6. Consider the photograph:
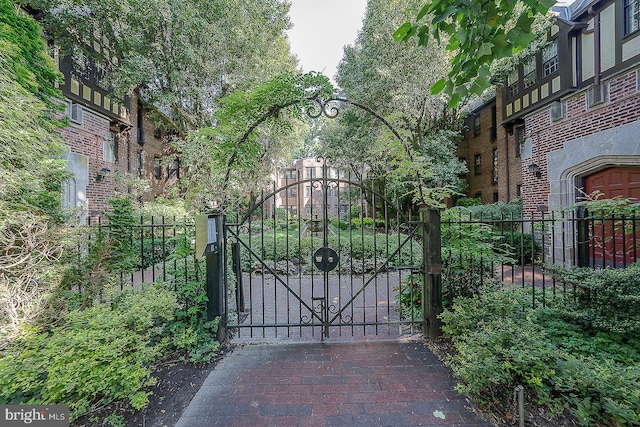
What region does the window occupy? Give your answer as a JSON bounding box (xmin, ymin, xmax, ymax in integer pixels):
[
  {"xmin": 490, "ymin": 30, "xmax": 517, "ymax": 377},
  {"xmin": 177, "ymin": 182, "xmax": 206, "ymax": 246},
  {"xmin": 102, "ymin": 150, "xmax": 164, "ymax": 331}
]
[
  {"xmin": 62, "ymin": 178, "xmax": 77, "ymax": 210},
  {"xmin": 136, "ymin": 152, "xmax": 143, "ymax": 178},
  {"xmin": 473, "ymin": 115, "xmax": 481, "ymax": 136},
  {"xmin": 137, "ymin": 107, "xmax": 144, "ymax": 144},
  {"xmin": 490, "ymin": 106, "xmax": 497, "ymax": 142},
  {"xmin": 305, "ymin": 167, "xmax": 316, "ymax": 178},
  {"xmin": 523, "ymin": 57, "xmax": 537, "ymax": 88},
  {"xmin": 542, "ymin": 40, "xmax": 558, "ymax": 78},
  {"xmin": 154, "ymin": 158, "xmax": 162, "ymax": 179},
  {"xmin": 516, "ymin": 184, "xmax": 522, "ymax": 197},
  {"xmin": 474, "ymin": 154, "xmax": 481, "ymax": 175},
  {"xmin": 287, "ymin": 188, "xmax": 297, "ymax": 197},
  {"xmin": 493, "ymin": 192, "xmax": 499, "ymax": 203},
  {"xmin": 305, "ymin": 185, "xmax": 312, "ymax": 197},
  {"xmin": 168, "ymin": 159, "xmax": 180, "ymax": 179},
  {"xmin": 492, "ymin": 149, "xmax": 498, "ymax": 184},
  {"xmin": 507, "ymin": 69, "xmax": 519, "ymax": 98},
  {"xmin": 625, "ymin": 0, "xmax": 640, "ymax": 35},
  {"xmin": 515, "ymin": 127, "xmax": 526, "ymax": 158},
  {"xmin": 103, "ymin": 132, "xmax": 116, "ymax": 162},
  {"xmin": 67, "ymin": 103, "xmax": 83, "ymax": 125}
]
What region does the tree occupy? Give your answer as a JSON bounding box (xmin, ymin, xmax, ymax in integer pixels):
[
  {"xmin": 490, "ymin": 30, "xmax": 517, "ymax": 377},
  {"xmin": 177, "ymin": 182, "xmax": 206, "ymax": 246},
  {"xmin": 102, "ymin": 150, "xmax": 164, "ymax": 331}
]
[
  {"xmin": 318, "ymin": 0, "xmax": 467, "ymax": 210},
  {"xmin": 0, "ymin": 0, "xmax": 69, "ymax": 345},
  {"xmin": 177, "ymin": 71, "xmax": 334, "ymax": 212},
  {"xmin": 394, "ymin": 0, "xmax": 555, "ymax": 107},
  {"xmin": 29, "ymin": 0, "xmax": 298, "ymax": 137}
]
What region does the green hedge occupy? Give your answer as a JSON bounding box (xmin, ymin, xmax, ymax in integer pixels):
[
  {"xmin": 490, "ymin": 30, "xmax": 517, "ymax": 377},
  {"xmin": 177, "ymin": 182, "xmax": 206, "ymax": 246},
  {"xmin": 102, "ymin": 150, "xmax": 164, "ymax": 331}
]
[{"xmin": 440, "ymin": 286, "xmax": 640, "ymax": 426}]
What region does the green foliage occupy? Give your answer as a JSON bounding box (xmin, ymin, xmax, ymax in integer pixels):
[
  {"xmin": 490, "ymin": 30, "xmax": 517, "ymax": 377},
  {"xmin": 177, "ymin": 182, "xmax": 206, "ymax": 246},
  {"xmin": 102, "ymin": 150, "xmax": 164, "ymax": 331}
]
[
  {"xmin": 237, "ymin": 227, "xmax": 421, "ymax": 274},
  {"xmin": 61, "ymin": 199, "xmax": 138, "ymax": 308},
  {"xmin": 441, "ymin": 208, "xmax": 514, "ymax": 304},
  {"xmin": 0, "ymin": 0, "xmax": 64, "ymax": 112},
  {"xmin": 464, "ymin": 198, "xmax": 523, "ymax": 219},
  {"xmin": 164, "ymin": 244, "xmax": 220, "ymax": 363},
  {"xmin": 0, "ymin": 285, "xmax": 177, "ymax": 420},
  {"xmin": 0, "ymin": 1, "xmax": 69, "ymax": 345},
  {"xmin": 350, "ymin": 217, "xmax": 386, "ymax": 228},
  {"xmin": 322, "ymin": 0, "xmax": 466, "ymax": 212},
  {"xmin": 135, "ymin": 198, "xmax": 189, "ymax": 221},
  {"xmin": 395, "ymin": 0, "xmax": 555, "ymax": 107},
  {"xmin": 393, "ymin": 274, "xmax": 423, "ymax": 320},
  {"xmin": 545, "ymin": 262, "xmax": 640, "ymax": 334},
  {"xmin": 440, "ymin": 286, "xmax": 640, "ymax": 425},
  {"xmin": 455, "ymin": 197, "xmax": 482, "ymax": 207},
  {"xmin": 180, "ymin": 71, "xmax": 334, "ymax": 211},
  {"xmin": 496, "ymin": 231, "xmax": 538, "ymax": 264}
]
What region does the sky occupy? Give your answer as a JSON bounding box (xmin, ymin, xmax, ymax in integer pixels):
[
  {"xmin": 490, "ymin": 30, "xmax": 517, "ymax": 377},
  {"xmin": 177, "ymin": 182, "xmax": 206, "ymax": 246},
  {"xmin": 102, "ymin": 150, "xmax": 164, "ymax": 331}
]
[{"xmin": 286, "ymin": 0, "xmax": 367, "ymax": 84}]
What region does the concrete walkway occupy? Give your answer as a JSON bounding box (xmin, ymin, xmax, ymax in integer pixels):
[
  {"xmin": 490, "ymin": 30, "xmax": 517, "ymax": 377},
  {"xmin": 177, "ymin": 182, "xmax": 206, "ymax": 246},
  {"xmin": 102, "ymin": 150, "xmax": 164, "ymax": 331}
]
[{"xmin": 176, "ymin": 338, "xmax": 494, "ymax": 427}]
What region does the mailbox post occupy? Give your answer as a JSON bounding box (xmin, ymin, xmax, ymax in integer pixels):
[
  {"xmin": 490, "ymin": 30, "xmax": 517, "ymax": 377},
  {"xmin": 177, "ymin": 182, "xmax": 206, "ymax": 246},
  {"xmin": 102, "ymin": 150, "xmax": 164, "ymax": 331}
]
[{"xmin": 195, "ymin": 214, "xmax": 226, "ymax": 342}]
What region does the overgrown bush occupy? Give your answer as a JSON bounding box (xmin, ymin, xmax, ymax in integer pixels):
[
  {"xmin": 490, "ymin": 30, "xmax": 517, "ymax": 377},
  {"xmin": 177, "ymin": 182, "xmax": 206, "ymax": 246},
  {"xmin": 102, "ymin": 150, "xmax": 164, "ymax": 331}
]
[
  {"xmin": 440, "ymin": 286, "xmax": 640, "ymax": 426},
  {"xmin": 441, "ymin": 208, "xmax": 514, "ymax": 305},
  {"xmin": 0, "ymin": 285, "xmax": 177, "ymax": 420},
  {"xmin": 545, "ymin": 262, "xmax": 640, "ymax": 334}
]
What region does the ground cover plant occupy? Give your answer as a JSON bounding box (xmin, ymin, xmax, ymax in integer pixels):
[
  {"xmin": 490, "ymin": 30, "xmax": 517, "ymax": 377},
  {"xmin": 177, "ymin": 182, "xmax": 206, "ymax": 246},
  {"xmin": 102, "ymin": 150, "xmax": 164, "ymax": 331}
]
[{"xmin": 438, "ymin": 267, "xmax": 640, "ymax": 426}]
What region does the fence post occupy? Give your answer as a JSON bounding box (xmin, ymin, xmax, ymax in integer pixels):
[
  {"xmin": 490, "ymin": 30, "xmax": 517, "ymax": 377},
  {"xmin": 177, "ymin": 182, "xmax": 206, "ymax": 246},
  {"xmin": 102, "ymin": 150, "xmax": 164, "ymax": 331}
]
[
  {"xmin": 421, "ymin": 208, "xmax": 443, "ymax": 338},
  {"xmin": 577, "ymin": 206, "xmax": 590, "ymax": 267}
]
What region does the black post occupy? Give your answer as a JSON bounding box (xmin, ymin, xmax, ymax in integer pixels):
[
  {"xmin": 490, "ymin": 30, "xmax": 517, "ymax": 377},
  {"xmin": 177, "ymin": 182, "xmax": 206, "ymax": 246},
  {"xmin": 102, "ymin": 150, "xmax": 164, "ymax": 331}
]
[
  {"xmin": 576, "ymin": 206, "xmax": 590, "ymax": 267},
  {"xmin": 421, "ymin": 208, "xmax": 443, "ymax": 339},
  {"xmin": 232, "ymin": 241, "xmax": 244, "ymax": 312},
  {"xmin": 205, "ymin": 215, "xmax": 227, "ymax": 342}
]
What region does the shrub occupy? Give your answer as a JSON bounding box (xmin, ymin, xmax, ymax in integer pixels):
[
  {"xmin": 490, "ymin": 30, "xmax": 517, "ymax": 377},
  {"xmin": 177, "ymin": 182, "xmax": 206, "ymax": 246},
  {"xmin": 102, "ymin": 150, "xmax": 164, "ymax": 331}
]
[
  {"xmin": 393, "ymin": 274, "xmax": 422, "ymax": 320},
  {"xmin": 0, "ymin": 285, "xmax": 177, "ymax": 420},
  {"xmin": 495, "ymin": 231, "xmax": 538, "ymax": 265},
  {"xmin": 441, "ymin": 209, "xmax": 514, "ymax": 305},
  {"xmin": 440, "ymin": 286, "xmax": 640, "ymax": 425},
  {"xmin": 545, "ymin": 262, "xmax": 640, "ymax": 334}
]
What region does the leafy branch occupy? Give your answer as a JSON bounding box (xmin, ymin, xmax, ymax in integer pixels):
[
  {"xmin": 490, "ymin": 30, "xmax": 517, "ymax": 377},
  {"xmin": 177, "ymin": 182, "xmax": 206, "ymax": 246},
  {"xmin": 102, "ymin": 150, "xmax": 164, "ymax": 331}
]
[{"xmin": 394, "ymin": 0, "xmax": 555, "ymax": 107}]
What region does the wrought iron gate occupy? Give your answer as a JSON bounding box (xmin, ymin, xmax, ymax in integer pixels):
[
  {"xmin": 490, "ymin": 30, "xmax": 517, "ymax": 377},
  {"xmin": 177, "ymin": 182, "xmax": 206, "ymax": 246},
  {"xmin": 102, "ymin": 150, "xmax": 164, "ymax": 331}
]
[{"xmin": 224, "ymin": 158, "xmax": 424, "ymax": 340}]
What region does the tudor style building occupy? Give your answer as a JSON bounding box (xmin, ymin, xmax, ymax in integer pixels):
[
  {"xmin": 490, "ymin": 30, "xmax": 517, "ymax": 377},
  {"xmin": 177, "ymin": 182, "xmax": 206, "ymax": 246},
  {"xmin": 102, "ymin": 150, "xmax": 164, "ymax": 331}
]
[
  {"xmin": 51, "ymin": 30, "xmax": 180, "ymax": 222},
  {"xmin": 500, "ymin": 0, "xmax": 640, "ymax": 214}
]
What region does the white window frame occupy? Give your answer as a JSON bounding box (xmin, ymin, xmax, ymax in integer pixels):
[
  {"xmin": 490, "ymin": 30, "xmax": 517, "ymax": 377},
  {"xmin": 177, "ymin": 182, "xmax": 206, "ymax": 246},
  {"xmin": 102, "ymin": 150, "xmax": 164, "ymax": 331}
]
[{"xmin": 103, "ymin": 132, "xmax": 116, "ymax": 163}]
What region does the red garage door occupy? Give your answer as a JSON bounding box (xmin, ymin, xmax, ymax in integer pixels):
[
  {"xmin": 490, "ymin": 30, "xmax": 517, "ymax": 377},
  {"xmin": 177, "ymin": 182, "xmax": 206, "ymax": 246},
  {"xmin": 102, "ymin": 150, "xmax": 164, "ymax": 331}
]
[{"xmin": 584, "ymin": 167, "xmax": 640, "ymax": 267}]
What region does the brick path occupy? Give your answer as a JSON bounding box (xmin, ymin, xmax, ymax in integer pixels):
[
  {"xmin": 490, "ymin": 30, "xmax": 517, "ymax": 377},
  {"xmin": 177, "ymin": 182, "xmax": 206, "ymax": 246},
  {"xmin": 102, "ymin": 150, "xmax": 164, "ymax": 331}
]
[{"xmin": 175, "ymin": 339, "xmax": 494, "ymax": 427}]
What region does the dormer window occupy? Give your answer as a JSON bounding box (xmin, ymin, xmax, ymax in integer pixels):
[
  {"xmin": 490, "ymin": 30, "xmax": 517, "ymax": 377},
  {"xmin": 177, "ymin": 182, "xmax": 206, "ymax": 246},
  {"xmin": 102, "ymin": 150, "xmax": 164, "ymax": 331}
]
[{"xmin": 625, "ymin": 0, "xmax": 640, "ymax": 35}]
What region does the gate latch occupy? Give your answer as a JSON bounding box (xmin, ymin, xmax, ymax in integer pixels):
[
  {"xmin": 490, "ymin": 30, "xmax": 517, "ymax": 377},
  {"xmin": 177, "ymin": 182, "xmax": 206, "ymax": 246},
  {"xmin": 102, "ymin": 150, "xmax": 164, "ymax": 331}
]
[{"xmin": 313, "ymin": 247, "xmax": 339, "ymax": 272}]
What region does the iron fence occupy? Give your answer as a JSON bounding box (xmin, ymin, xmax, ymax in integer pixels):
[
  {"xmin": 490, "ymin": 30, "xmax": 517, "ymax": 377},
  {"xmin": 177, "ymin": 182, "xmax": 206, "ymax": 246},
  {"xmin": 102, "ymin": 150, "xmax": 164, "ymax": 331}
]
[
  {"xmin": 440, "ymin": 209, "xmax": 640, "ymax": 307},
  {"xmin": 70, "ymin": 209, "xmax": 639, "ymax": 313},
  {"xmin": 73, "ymin": 216, "xmax": 201, "ymax": 292}
]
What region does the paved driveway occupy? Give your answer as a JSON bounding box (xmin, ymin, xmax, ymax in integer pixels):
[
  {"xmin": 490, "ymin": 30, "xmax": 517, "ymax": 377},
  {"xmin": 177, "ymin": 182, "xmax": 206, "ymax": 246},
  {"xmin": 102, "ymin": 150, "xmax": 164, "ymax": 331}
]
[{"xmin": 176, "ymin": 338, "xmax": 494, "ymax": 427}]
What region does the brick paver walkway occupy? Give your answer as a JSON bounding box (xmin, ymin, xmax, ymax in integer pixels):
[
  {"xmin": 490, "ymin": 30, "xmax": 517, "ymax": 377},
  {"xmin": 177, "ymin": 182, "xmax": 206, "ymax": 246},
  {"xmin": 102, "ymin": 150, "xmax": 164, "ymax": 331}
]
[{"xmin": 176, "ymin": 339, "xmax": 493, "ymax": 427}]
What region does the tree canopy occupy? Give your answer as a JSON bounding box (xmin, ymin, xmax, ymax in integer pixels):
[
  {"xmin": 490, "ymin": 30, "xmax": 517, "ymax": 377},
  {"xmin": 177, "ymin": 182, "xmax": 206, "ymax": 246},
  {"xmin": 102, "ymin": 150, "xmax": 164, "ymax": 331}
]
[
  {"xmin": 28, "ymin": 0, "xmax": 298, "ymax": 136},
  {"xmin": 317, "ymin": 0, "xmax": 467, "ymax": 208},
  {"xmin": 394, "ymin": 0, "xmax": 555, "ymax": 107}
]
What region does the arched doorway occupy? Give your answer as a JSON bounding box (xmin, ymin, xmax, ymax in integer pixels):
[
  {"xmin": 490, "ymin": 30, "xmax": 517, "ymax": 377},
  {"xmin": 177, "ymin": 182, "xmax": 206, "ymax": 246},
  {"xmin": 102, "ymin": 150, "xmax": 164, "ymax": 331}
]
[{"xmin": 582, "ymin": 166, "xmax": 640, "ymax": 267}]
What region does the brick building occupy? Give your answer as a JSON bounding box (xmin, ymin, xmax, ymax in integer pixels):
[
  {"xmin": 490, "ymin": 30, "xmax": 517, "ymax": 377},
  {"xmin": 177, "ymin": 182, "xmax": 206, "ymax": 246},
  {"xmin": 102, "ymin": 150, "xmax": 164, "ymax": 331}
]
[
  {"xmin": 457, "ymin": 95, "xmax": 522, "ymax": 204},
  {"xmin": 500, "ymin": 0, "xmax": 640, "ymax": 214},
  {"xmin": 53, "ymin": 39, "xmax": 179, "ymax": 221}
]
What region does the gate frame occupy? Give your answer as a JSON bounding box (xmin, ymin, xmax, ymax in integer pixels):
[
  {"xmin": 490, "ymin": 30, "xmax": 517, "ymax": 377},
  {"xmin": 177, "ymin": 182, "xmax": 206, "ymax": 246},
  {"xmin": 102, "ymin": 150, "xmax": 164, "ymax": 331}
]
[{"xmin": 223, "ymin": 161, "xmax": 432, "ymax": 339}]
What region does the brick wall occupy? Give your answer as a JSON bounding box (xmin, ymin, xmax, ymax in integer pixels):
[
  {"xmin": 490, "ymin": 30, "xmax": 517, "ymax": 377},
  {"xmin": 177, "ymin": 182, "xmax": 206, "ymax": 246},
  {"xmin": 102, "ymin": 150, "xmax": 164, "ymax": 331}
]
[
  {"xmin": 522, "ymin": 67, "xmax": 640, "ymax": 213},
  {"xmin": 59, "ymin": 106, "xmax": 114, "ymax": 216}
]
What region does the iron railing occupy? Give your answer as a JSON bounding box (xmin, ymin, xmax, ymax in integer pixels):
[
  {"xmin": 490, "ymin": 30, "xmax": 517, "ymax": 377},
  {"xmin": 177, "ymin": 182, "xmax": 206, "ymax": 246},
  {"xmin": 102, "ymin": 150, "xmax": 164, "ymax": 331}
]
[{"xmin": 440, "ymin": 209, "xmax": 640, "ymax": 307}]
